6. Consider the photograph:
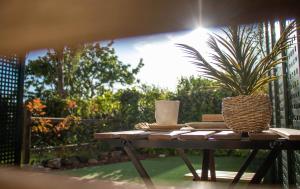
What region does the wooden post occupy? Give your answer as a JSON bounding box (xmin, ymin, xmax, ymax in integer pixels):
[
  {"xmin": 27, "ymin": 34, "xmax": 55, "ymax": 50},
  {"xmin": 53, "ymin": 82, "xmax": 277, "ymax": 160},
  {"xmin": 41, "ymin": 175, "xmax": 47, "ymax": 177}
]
[{"xmin": 22, "ymin": 108, "xmax": 31, "ymax": 165}]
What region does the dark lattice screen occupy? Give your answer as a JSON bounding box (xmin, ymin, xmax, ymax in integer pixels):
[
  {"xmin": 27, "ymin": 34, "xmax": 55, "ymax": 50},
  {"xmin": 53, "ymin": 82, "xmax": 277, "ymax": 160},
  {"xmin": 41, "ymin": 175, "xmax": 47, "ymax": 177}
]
[
  {"xmin": 269, "ymin": 19, "xmax": 300, "ymax": 188},
  {"xmin": 284, "ymin": 22, "xmax": 299, "ymax": 188},
  {"xmin": 0, "ymin": 55, "xmax": 24, "ymax": 165}
]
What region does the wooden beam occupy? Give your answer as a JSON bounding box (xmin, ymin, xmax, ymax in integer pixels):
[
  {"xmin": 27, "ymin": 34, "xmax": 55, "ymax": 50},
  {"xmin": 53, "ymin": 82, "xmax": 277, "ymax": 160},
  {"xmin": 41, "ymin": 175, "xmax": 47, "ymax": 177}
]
[
  {"xmin": 119, "ymin": 132, "xmax": 152, "ymax": 140},
  {"xmin": 185, "ymin": 122, "xmax": 228, "ymax": 130},
  {"xmin": 231, "ymin": 149, "xmax": 258, "ymax": 185},
  {"xmin": 269, "ymin": 128, "xmax": 300, "ymax": 140},
  {"xmin": 1, "ymin": 0, "xmax": 300, "ymax": 53},
  {"xmin": 0, "ymin": 0, "xmax": 199, "ymax": 54},
  {"xmin": 185, "ymin": 170, "xmax": 255, "ymax": 182},
  {"xmin": 250, "ymin": 149, "xmax": 281, "ymax": 184},
  {"xmin": 202, "ymin": 114, "xmax": 223, "ymax": 122},
  {"xmin": 21, "ymin": 109, "xmax": 31, "ymax": 164},
  {"xmin": 179, "ymin": 131, "xmax": 216, "ymax": 140},
  {"xmin": 211, "ymin": 131, "xmax": 241, "ymax": 140},
  {"xmin": 177, "ymin": 149, "xmax": 201, "ymax": 181},
  {"xmin": 148, "ymin": 131, "xmax": 190, "ymax": 140},
  {"xmin": 249, "ymin": 130, "xmax": 281, "ymax": 141}
]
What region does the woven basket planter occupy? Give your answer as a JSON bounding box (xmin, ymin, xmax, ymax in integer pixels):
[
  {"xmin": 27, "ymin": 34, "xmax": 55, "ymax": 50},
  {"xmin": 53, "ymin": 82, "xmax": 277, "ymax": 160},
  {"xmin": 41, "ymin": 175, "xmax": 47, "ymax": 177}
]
[{"xmin": 222, "ymin": 95, "xmax": 272, "ymax": 133}]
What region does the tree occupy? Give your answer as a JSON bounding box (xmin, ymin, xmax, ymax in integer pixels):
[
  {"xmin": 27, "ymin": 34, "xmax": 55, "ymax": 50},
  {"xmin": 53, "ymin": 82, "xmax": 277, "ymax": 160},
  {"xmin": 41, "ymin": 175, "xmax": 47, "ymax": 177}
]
[
  {"xmin": 175, "ymin": 76, "xmax": 231, "ymax": 123},
  {"xmin": 25, "ymin": 41, "xmax": 144, "ymax": 99}
]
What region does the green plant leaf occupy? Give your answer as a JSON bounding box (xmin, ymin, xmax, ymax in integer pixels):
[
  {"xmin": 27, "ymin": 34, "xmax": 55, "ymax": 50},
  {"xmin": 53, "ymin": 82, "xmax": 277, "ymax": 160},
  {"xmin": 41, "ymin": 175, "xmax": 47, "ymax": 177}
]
[{"xmin": 177, "ymin": 21, "xmax": 297, "ymax": 95}]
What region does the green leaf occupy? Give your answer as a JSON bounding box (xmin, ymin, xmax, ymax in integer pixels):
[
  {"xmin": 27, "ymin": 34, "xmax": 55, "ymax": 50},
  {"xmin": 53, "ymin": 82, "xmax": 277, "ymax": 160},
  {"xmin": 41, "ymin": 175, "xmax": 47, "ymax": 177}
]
[{"xmin": 177, "ymin": 21, "xmax": 297, "ymax": 95}]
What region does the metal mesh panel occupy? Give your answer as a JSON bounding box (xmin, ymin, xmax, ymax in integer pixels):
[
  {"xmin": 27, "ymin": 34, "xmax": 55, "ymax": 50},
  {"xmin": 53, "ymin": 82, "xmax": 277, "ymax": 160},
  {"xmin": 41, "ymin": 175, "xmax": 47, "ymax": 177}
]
[
  {"xmin": 0, "ymin": 55, "xmax": 23, "ymax": 165},
  {"xmin": 269, "ymin": 20, "xmax": 300, "ymax": 188},
  {"xmin": 286, "ymin": 24, "xmax": 300, "ymax": 189},
  {"xmin": 282, "ymin": 151, "xmax": 290, "ymax": 189},
  {"xmin": 295, "ymin": 152, "xmax": 300, "ymax": 188},
  {"xmin": 268, "ymin": 20, "xmax": 299, "ymax": 188},
  {"xmin": 288, "ymin": 31, "xmax": 300, "ymax": 129},
  {"xmin": 281, "ymin": 21, "xmax": 298, "ymax": 189}
]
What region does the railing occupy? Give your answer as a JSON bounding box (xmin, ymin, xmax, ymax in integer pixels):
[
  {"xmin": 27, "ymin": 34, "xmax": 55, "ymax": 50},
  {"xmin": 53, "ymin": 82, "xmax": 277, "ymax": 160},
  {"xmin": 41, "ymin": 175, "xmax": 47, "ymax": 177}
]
[
  {"xmin": 22, "ymin": 110, "xmax": 103, "ymax": 164},
  {"xmin": 30, "ymin": 142, "xmax": 95, "ymax": 153}
]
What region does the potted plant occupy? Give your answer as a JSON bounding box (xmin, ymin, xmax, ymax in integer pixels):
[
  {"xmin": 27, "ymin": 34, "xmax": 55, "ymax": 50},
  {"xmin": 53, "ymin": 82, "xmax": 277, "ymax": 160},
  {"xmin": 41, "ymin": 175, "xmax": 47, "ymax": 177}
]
[{"xmin": 177, "ymin": 22, "xmax": 297, "ymax": 133}]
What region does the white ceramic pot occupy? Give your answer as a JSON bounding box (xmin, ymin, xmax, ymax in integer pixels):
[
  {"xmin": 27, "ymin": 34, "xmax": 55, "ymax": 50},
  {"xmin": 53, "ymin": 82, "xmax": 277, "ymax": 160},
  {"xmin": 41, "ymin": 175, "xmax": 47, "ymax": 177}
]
[{"xmin": 155, "ymin": 100, "xmax": 180, "ymax": 125}]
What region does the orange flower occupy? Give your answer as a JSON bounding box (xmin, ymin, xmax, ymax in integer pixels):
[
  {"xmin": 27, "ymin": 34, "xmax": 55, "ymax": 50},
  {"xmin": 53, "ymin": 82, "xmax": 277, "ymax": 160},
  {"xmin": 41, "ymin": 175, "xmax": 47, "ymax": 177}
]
[
  {"xmin": 32, "ymin": 118, "xmax": 52, "ymax": 133},
  {"xmin": 67, "ymin": 99, "xmax": 77, "ymax": 109},
  {"xmin": 55, "ymin": 121, "xmax": 70, "ymax": 131},
  {"xmin": 54, "ymin": 116, "xmax": 74, "ymax": 134},
  {"xmin": 26, "ymin": 98, "xmax": 46, "ymax": 116}
]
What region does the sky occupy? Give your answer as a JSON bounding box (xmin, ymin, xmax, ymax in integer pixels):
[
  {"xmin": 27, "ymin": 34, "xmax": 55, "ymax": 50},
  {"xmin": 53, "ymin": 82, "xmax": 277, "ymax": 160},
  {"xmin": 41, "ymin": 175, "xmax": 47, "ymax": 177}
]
[{"xmin": 27, "ymin": 27, "xmax": 213, "ymax": 91}]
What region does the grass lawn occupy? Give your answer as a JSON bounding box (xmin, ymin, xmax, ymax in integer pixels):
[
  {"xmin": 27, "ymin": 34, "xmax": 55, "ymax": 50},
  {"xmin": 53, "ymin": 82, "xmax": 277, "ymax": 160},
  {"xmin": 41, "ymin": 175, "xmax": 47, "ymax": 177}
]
[{"xmin": 61, "ymin": 155, "xmax": 261, "ymax": 185}]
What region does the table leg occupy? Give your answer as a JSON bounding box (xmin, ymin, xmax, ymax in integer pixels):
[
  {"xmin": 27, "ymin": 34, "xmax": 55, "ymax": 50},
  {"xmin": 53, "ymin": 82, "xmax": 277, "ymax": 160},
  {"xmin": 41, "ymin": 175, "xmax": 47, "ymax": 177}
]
[
  {"xmin": 201, "ymin": 149, "xmax": 216, "ymax": 181},
  {"xmin": 201, "ymin": 149, "xmax": 210, "ymax": 180},
  {"xmin": 122, "ymin": 141, "xmax": 155, "ymax": 189},
  {"xmin": 231, "ymin": 149, "xmax": 258, "ymax": 185},
  {"xmin": 177, "ymin": 149, "xmax": 201, "ymax": 181},
  {"xmin": 250, "ymin": 148, "xmax": 280, "ymax": 184},
  {"xmin": 209, "ymin": 150, "xmax": 216, "ymax": 181}
]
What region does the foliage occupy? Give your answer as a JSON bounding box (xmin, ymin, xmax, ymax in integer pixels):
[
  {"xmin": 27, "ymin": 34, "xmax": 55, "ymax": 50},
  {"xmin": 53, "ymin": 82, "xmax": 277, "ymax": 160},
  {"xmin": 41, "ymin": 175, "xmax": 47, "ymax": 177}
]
[
  {"xmin": 175, "ymin": 76, "xmax": 231, "ymax": 123},
  {"xmin": 31, "ymin": 118, "xmax": 52, "ymax": 133},
  {"xmin": 138, "ymin": 85, "xmax": 173, "ymax": 123},
  {"xmin": 28, "ymin": 77, "xmax": 228, "ymax": 148},
  {"xmin": 177, "ymin": 21, "xmax": 297, "ymax": 95},
  {"xmin": 25, "ymin": 42, "xmax": 144, "ymax": 99},
  {"xmin": 27, "ymin": 98, "xmax": 81, "ymax": 147},
  {"xmin": 74, "ymin": 90, "xmax": 120, "ymax": 119},
  {"xmin": 26, "ymin": 98, "xmax": 46, "ymax": 116},
  {"xmin": 115, "ymin": 86, "xmax": 172, "ymax": 130}
]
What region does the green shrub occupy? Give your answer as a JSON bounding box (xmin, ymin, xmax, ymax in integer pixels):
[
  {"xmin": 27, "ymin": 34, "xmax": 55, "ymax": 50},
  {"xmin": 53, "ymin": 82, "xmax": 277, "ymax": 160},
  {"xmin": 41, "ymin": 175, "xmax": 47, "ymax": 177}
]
[
  {"xmin": 30, "ymin": 77, "xmax": 231, "ymax": 158},
  {"xmin": 174, "ymin": 76, "xmax": 231, "ymax": 123}
]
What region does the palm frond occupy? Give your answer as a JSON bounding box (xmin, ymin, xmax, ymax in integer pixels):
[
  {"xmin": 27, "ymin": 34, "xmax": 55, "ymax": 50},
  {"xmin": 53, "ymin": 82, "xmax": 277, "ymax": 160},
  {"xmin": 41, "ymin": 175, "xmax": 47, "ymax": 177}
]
[{"xmin": 177, "ymin": 21, "xmax": 298, "ymax": 95}]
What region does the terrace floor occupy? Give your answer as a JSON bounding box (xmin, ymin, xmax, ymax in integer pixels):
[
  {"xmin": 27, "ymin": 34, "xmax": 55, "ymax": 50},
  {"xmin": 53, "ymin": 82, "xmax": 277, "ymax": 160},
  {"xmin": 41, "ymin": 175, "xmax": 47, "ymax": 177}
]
[{"xmin": 60, "ymin": 155, "xmax": 264, "ymax": 186}]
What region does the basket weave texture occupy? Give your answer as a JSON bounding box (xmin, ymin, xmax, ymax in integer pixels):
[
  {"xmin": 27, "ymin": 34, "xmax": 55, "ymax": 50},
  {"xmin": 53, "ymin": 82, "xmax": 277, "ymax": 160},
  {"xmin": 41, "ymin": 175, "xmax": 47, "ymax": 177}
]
[{"xmin": 222, "ymin": 95, "xmax": 271, "ymax": 133}]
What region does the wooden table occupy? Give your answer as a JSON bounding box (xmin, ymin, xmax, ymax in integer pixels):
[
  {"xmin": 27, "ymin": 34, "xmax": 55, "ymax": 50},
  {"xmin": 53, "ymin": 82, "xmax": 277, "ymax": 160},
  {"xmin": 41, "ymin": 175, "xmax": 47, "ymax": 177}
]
[{"xmin": 94, "ymin": 128, "xmax": 300, "ymax": 189}]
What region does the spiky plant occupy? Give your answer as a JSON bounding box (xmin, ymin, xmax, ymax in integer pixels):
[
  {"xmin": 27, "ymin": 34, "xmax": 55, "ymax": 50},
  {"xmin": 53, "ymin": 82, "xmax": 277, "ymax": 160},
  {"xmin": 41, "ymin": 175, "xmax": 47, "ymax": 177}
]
[{"xmin": 177, "ymin": 21, "xmax": 297, "ymax": 95}]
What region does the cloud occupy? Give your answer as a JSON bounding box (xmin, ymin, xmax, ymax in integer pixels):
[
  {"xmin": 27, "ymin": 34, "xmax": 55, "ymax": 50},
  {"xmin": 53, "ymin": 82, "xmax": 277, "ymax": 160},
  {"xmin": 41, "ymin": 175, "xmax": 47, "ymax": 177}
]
[
  {"xmin": 114, "ymin": 27, "xmax": 212, "ymax": 91},
  {"xmin": 137, "ymin": 28, "xmax": 212, "ymax": 89}
]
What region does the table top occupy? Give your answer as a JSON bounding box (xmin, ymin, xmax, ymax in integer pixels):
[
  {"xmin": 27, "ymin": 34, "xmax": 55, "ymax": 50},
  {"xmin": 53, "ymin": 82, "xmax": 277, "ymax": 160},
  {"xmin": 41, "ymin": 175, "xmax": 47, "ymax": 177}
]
[
  {"xmin": 94, "ymin": 128, "xmax": 300, "ymax": 150},
  {"xmin": 95, "ymin": 128, "xmax": 300, "ymax": 141}
]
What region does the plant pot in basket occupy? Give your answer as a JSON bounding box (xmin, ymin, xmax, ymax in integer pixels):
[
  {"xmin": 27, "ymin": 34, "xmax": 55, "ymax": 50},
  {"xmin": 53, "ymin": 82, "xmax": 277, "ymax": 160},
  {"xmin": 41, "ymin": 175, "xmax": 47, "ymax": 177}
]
[
  {"xmin": 177, "ymin": 21, "xmax": 297, "ymax": 133},
  {"xmin": 222, "ymin": 95, "xmax": 272, "ymax": 133}
]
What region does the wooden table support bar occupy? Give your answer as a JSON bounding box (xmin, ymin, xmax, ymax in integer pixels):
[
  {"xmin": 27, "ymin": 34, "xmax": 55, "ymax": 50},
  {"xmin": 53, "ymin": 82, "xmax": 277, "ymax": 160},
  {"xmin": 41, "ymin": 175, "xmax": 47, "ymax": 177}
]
[
  {"xmin": 231, "ymin": 149, "xmax": 258, "ymax": 185},
  {"xmin": 250, "ymin": 148, "xmax": 281, "ymax": 184},
  {"xmin": 94, "ymin": 128, "xmax": 300, "ymax": 188},
  {"xmin": 122, "ymin": 141, "xmax": 155, "ymax": 189},
  {"xmin": 176, "ymin": 149, "xmax": 201, "ymax": 181}
]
